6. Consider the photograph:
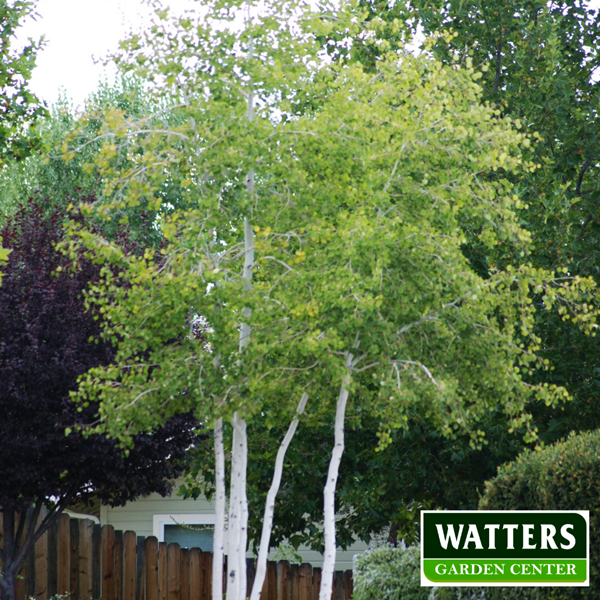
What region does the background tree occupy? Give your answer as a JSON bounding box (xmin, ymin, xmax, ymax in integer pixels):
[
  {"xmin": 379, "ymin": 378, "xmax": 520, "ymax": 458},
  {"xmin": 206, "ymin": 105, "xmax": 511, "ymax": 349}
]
[
  {"xmin": 388, "ymin": 0, "xmax": 600, "ymax": 440},
  {"xmin": 0, "ymin": 0, "xmax": 46, "ymax": 164},
  {"xmin": 0, "ymin": 198, "xmax": 200, "ymax": 600},
  {"xmin": 0, "ymin": 76, "xmax": 189, "ymax": 252},
  {"xmin": 246, "ymin": 0, "xmax": 600, "ymax": 545}
]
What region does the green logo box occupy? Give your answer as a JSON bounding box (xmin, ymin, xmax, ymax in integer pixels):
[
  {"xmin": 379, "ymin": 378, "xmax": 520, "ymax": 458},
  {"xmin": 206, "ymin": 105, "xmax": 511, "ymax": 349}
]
[{"xmin": 421, "ymin": 510, "xmax": 589, "ymax": 587}]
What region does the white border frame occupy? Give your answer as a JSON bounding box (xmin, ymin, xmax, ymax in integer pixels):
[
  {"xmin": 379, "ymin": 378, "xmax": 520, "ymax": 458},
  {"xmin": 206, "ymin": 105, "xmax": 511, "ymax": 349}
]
[{"xmin": 420, "ymin": 510, "xmax": 590, "ymax": 587}]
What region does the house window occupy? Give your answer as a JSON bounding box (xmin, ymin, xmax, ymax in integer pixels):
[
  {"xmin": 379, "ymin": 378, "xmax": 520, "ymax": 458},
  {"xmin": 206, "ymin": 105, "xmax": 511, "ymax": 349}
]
[
  {"xmin": 164, "ymin": 524, "xmax": 214, "ymax": 551},
  {"xmin": 153, "ymin": 514, "xmax": 216, "ymax": 551}
]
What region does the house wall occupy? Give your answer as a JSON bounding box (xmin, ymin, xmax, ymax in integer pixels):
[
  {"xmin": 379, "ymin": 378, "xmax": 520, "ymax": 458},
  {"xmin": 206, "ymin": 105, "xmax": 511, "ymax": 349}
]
[{"xmin": 100, "ymin": 479, "xmax": 368, "ymax": 570}]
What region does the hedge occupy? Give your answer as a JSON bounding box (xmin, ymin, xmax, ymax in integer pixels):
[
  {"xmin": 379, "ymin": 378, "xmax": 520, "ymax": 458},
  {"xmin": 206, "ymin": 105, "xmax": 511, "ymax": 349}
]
[
  {"xmin": 479, "ymin": 429, "xmax": 600, "ymax": 599},
  {"xmin": 353, "ymin": 545, "xmax": 429, "ymax": 600},
  {"xmin": 352, "ymin": 545, "xmax": 540, "ymax": 600}
]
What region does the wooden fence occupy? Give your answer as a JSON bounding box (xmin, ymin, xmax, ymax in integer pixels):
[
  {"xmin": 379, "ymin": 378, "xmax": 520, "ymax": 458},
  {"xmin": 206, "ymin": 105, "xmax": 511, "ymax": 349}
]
[{"xmin": 3, "ymin": 514, "xmax": 353, "ymax": 600}]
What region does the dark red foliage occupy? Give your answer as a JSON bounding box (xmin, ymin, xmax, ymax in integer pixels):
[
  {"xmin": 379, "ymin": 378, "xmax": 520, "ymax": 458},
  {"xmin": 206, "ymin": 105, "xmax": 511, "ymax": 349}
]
[{"xmin": 0, "ymin": 199, "xmax": 199, "ymax": 600}]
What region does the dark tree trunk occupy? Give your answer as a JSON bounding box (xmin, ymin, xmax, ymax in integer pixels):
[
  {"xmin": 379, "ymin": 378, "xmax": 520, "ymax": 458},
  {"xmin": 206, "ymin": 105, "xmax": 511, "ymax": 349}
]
[
  {"xmin": 387, "ymin": 522, "xmax": 399, "ymax": 547},
  {"xmin": 0, "ymin": 502, "xmax": 61, "ymax": 600},
  {"xmin": 0, "ymin": 566, "xmax": 18, "ymax": 600}
]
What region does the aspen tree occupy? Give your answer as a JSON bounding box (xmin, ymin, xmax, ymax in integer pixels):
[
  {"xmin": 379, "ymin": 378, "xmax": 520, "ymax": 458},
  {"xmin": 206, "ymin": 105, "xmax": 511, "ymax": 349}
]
[{"xmin": 69, "ymin": 2, "xmax": 600, "ymax": 599}]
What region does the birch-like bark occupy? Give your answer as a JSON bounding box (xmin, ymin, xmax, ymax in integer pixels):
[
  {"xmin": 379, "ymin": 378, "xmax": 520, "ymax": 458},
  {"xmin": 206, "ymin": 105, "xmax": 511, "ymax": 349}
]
[
  {"xmin": 227, "ymin": 413, "xmax": 243, "ymax": 600},
  {"xmin": 249, "ymin": 392, "xmax": 309, "ymax": 600},
  {"xmin": 319, "ymin": 353, "xmax": 353, "ymax": 600},
  {"xmin": 226, "ymin": 214, "xmax": 255, "ymax": 600},
  {"xmin": 212, "ymin": 417, "xmax": 226, "ymax": 600}
]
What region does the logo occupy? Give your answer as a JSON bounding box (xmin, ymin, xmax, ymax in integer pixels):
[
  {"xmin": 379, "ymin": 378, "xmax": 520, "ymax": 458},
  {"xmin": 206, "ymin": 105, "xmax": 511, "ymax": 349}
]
[{"xmin": 421, "ymin": 511, "xmax": 589, "ymax": 587}]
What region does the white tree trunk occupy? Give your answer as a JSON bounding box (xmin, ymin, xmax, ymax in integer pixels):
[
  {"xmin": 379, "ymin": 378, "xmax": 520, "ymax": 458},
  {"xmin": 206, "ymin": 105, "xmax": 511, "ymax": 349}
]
[
  {"xmin": 249, "ymin": 392, "xmax": 309, "ymax": 600},
  {"xmin": 226, "ymin": 215, "xmax": 254, "ymax": 600},
  {"xmin": 319, "ymin": 353, "xmax": 353, "ymax": 600},
  {"xmin": 212, "ymin": 417, "xmax": 226, "ymax": 600},
  {"xmin": 228, "ymin": 412, "xmax": 248, "ymax": 600}
]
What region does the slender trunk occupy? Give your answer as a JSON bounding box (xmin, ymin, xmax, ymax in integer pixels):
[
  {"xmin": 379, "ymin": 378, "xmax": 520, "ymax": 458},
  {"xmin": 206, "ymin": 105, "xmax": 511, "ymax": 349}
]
[
  {"xmin": 494, "ymin": 42, "xmax": 502, "ymax": 95},
  {"xmin": 249, "ymin": 392, "xmax": 309, "ymax": 600},
  {"xmin": 319, "ymin": 354, "xmax": 353, "ymax": 600},
  {"xmin": 227, "ymin": 413, "xmax": 242, "ymax": 600},
  {"xmin": 212, "ymin": 418, "xmax": 226, "ymax": 600},
  {"xmin": 237, "ymin": 414, "xmax": 249, "ymax": 600}
]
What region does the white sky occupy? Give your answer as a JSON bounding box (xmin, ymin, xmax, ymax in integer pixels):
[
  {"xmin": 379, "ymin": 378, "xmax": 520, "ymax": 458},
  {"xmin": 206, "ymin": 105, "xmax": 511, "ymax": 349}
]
[
  {"xmin": 15, "ymin": 0, "xmax": 600, "ymax": 111},
  {"xmin": 16, "ymin": 0, "xmax": 196, "ymax": 110}
]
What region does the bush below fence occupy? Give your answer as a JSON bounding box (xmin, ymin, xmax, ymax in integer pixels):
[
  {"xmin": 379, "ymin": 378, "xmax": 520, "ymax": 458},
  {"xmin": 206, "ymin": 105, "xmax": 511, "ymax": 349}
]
[{"xmin": 0, "ymin": 513, "xmax": 353, "ymax": 600}]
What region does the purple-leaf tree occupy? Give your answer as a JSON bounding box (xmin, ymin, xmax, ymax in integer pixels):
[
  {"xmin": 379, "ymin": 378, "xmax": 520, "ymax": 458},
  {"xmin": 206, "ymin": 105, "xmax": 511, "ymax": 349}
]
[{"xmin": 0, "ymin": 199, "xmax": 200, "ymax": 600}]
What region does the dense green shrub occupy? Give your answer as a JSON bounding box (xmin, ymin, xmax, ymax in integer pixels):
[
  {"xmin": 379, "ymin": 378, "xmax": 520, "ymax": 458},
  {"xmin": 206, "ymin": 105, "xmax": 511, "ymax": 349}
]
[
  {"xmin": 353, "ymin": 545, "xmax": 430, "ymax": 600},
  {"xmin": 479, "ymin": 429, "xmax": 600, "ymax": 599},
  {"xmin": 353, "ymin": 545, "xmax": 540, "ymax": 600}
]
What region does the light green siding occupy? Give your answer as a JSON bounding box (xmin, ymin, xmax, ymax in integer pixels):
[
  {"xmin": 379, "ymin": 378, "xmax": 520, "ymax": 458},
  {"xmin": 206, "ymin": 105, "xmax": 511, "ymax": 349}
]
[
  {"xmin": 100, "ymin": 478, "xmax": 368, "ymax": 570},
  {"xmin": 100, "ymin": 478, "xmax": 215, "ymax": 538}
]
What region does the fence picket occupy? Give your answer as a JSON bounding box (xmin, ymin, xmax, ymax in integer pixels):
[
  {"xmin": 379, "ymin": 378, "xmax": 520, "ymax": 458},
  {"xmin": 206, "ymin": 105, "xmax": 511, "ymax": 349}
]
[
  {"xmin": 115, "ymin": 530, "xmax": 124, "ymax": 600},
  {"xmin": 180, "ymin": 548, "xmax": 189, "ymax": 600},
  {"xmin": 78, "ymin": 520, "xmax": 93, "ymax": 600},
  {"xmin": 102, "ymin": 525, "xmax": 116, "ymax": 600},
  {"xmin": 201, "ymin": 550, "xmax": 212, "ymax": 600},
  {"xmin": 291, "ymin": 564, "xmax": 300, "ymax": 600},
  {"xmin": 299, "ymin": 563, "xmax": 312, "ymax": 600},
  {"xmin": 145, "ymin": 536, "xmax": 159, "ymax": 600},
  {"xmin": 312, "ymin": 568, "xmax": 322, "ymax": 600},
  {"xmin": 136, "ymin": 535, "xmax": 146, "ymax": 600},
  {"xmin": 34, "ymin": 523, "xmax": 48, "ymax": 600},
  {"xmin": 277, "ymin": 560, "xmax": 291, "ymax": 600},
  {"xmin": 124, "ymin": 531, "xmax": 137, "ymax": 600},
  {"xmin": 343, "ymin": 570, "xmax": 352, "ymax": 600},
  {"xmin": 188, "ymin": 548, "xmax": 201, "ymax": 600},
  {"xmin": 167, "ymin": 543, "xmax": 181, "ymax": 600},
  {"xmin": 158, "ymin": 542, "xmax": 167, "ymax": 600},
  {"xmin": 57, "ymin": 514, "xmax": 71, "ymax": 596},
  {"xmin": 91, "ymin": 524, "xmax": 102, "ymax": 600}
]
